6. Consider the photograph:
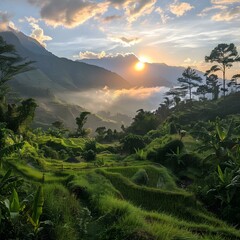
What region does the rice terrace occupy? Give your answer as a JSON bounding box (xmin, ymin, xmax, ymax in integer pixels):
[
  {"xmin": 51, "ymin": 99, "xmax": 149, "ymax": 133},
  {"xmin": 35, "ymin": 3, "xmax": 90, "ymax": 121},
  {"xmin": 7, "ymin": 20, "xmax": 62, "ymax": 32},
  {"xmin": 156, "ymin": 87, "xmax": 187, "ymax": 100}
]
[{"xmin": 1, "ymin": 0, "xmax": 240, "ymax": 239}]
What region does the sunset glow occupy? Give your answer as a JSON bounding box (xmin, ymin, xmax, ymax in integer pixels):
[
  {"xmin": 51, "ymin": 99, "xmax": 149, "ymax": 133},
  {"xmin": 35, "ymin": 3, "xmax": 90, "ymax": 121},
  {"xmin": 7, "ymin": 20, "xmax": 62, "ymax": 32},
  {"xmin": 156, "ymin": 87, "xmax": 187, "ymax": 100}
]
[
  {"xmin": 135, "ymin": 62, "xmax": 145, "ymax": 71},
  {"xmin": 139, "ymin": 56, "xmax": 150, "ymax": 63}
]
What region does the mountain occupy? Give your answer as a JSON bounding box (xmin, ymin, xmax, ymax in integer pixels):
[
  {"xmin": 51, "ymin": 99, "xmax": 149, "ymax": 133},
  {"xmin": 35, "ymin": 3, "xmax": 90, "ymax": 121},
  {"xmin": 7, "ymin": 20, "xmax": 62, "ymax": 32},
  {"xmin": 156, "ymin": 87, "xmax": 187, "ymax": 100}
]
[
  {"xmin": 0, "ymin": 30, "xmax": 130, "ymax": 95},
  {"xmin": 0, "ymin": 29, "xmax": 132, "ymax": 131},
  {"xmin": 78, "ymin": 54, "xmax": 189, "ymax": 87}
]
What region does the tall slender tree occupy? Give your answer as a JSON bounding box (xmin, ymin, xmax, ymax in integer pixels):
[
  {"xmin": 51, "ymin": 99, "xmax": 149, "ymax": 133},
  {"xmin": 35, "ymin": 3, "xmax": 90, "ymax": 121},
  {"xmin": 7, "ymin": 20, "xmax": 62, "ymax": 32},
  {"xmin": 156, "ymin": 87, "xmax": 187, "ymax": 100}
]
[
  {"xmin": 206, "ymin": 74, "xmax": 221, "ymax": 100},
  {"xmin": 205, "ymin": 43, "xmax": 240, "ymax": 97},
  {"xmin": 177, "ymin": 67, "xmax": 202, "ymax": 100}
]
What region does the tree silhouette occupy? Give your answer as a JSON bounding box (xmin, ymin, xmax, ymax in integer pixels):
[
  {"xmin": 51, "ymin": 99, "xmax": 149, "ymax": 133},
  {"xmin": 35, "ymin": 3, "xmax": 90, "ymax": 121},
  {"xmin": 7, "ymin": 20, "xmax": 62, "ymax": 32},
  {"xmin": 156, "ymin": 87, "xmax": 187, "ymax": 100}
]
[
  {"xmin": 76, "ymin": 111, "xmax": 90, "ymax": 137},
  {"xmin": 195, "ymin": 85, "xmax": 209, "ymax": 100},
  {"xmin": 228, "ymin": 74, "xmax": 240, "ymax": 92},
  {"xmin": 206, "ymin": 74, "xmax": 221, "ymax": 100},
  {"xmin": 177, "ymin": 67, "xmax": 202, "ymax": 100},
  {"xmin": 205, "ymin": 43, "xmax": 240, "ymax": 97},
  {"xmin": 165, "ymin": 86, "xmax": 187, "ymax": 107}
]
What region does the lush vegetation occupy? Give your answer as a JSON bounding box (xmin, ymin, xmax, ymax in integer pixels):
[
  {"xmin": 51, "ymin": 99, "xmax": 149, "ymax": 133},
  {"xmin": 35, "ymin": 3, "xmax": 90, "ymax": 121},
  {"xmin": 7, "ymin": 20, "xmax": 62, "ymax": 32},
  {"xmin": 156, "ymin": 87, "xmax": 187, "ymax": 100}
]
[{"xmin": 1, "ymin": 37, "xmax": 240, "ymax": 239}]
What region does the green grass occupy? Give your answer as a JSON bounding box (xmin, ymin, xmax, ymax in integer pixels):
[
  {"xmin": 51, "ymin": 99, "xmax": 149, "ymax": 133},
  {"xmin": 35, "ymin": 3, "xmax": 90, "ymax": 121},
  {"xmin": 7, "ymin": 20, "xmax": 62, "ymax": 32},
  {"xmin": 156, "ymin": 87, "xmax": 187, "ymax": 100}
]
[
  {"xmin": 3, "ymin": 159, "xmax": 68, "ymax": 183},
  {"xmin": 42, "ymin": 183, "xmax": 91, "ymax": 240},
  {"xmin": 104, "ymin": 165, "xmax": 177, "ymax": 190},
  {"xmin": 98, "ymin": 169, "xmax": 230, "ymax": 226},
  {"xmin": 98, "ymin": 195, "xmax": 240, "ymax": 240},
  {"xmin": 3, "ymin": 131, "xmax": 240, "ymax": 240},
  {"xmin": 66, "ymin": 171, "xmax": 240, "ymax": 240}
]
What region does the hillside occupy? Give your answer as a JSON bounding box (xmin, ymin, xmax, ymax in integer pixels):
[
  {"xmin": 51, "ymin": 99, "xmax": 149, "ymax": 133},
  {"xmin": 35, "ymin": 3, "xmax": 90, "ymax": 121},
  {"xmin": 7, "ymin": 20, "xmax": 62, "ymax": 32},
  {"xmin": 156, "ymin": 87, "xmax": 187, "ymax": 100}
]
[
  {"xmin": 0, "ymin": 30, "xmax": 130, "ymax": 92},
  {"xmin": 33, "ymin": 99, "xmax": 132, "ymax": 131},
  {"xmin": 0, "ymin": 30, "xmax": 132, "ymax": 130}
]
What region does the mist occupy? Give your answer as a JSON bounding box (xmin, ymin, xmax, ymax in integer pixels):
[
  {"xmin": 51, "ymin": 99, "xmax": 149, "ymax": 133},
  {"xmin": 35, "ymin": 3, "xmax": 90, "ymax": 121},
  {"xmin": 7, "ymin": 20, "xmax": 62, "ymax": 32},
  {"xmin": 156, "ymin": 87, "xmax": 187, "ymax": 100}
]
[{"xmin": 56, "ymin": 86, "xmax": 169, "ymax": 117}]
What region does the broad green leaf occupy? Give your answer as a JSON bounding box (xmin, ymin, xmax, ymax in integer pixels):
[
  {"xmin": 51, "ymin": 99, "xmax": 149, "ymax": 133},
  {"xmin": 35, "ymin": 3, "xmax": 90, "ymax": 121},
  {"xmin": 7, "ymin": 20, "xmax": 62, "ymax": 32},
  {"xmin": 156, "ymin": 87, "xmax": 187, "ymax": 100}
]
[
  {"xmin": 217, "ymin": 165, "xmax": 225, "ymax": 183},
  {"xmin": 216, "ymin": 122, "xmax": 226, "ymax": 141},
  {"xmin": 225, "ymin": 120, "xmax": 233, "ymax": 140},
  {"xmin": 10, "ymin": 188, "xmax": 20, "ymax": 212},
  {"xmin": 31, "ymin": 186, "xmax": 44, "ymax": 227},
  {"xmin": 4, "ymin": 199, "xmax": 10, "ymax": 210}
]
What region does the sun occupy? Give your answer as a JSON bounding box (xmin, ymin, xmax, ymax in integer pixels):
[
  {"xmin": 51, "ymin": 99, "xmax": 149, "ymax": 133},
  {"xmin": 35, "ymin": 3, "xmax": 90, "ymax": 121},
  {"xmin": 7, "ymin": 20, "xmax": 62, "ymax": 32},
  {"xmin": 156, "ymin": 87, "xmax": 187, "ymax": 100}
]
[{"xmin": 135, "ymin": 61, "xmax": 145, "ymax": 71}]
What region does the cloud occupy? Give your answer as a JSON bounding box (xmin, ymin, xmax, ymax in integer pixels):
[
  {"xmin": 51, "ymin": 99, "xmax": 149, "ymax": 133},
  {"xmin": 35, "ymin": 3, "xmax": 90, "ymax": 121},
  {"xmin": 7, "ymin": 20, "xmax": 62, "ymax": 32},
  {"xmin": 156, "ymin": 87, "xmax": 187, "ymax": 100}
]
[
  {"xmin": 26, "ymin": 0, "xmax": 158, "ymax": 27},
  {"xmin": 113, "ymin": 87, "xmax": 163, "ymax": 99},
  {"xmin": 102, "ymin": 15, "xmax": 122, "ymax": 22},
  {"xmin": 198, "ymin": 5, "xmax": 228, "ymax": 17},
  {"xmin": 56, "ymin": 86, "xmax": 168, "ymax": 116},
  {"xmin": 155, "ymin": 7, "xmax": 171, "ymax": 24},
  {"xmin": 212, "ymin": 6, "xmax": 240, "ymax": 21},
  {"xmin": 109, "ymin": 35, "xmax": 141, "ymax": 46},
  {"xmin": 211, "ymin": 0, "xmax": 240, "ymax": 4},
  {"xmin": 0, "ymin": 11, "xmax": 17, "ymax": 31},
  {"xmin": 75, "ymin": 51, "xmax": 107, "ymax": 59},
  {"xmin": 109, "ymin": 0, "xmax": 157, "ymax": 22},
  {"xmin": 147, "ymin": 24, "xmax": 240, "ymax": 49},
  {"xmin": 124, "ymin": 0, "xmax": 157, "ymax": 22},
  {"xmin": 26, "ymin": 17, "xmax": 52, "ymax": 47},
  {"xmin": 73, "ymin": 51, "xmax": 135, "ymax": 60},
  {"xmin": 184, "ymin": 58, "xmax": 192, "ymax": 63},
  {"xmin": 169, "ymin": 1, "xmax": 194, "ymax": 17},
  {"xmin": 27, "ymin": 0, "xmax": 109, "ymax": 28}
]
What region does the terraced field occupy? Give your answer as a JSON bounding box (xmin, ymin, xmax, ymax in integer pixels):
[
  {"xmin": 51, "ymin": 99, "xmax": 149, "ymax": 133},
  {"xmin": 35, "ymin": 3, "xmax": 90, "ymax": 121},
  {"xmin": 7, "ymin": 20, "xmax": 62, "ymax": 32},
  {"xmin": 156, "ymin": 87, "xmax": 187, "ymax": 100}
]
[{"xmin": 2, "ymin": 135, "xmax": 240, "ymax": 240}]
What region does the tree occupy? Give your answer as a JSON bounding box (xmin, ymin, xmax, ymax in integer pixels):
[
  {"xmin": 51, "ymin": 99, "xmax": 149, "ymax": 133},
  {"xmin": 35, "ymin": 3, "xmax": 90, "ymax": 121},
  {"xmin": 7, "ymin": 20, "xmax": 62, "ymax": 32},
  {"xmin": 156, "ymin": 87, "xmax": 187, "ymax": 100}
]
[
  {"xmin": 120, "ymin": 134, "xmax": 146, "ymax": 154},
  {"xmin": 195, "ymin": 85, "xmax": 209, "ymax": 100},
  {"xmin": 95, "ymin": 126, "xmax": 106, "ymax": 141},
  {"xmin": 76, "ymin": 111, "xmax": 90, "ymax": 137},
  {"xmin": 0, "ymin": 36, "xmax": 33, "ymax": 100},
  {"xmin": 205, "ymin": 43, "xmax": 240, "ymax": 97},
  {"xmin": 228, "ymin": 74, "xmax": 240, "ymax": 92},
  {"xmin": 163, "ymin": 97, "xmax": 172, "ymax": 109},
  {"xmin": 127, "ymin": 109, "xmax": 161, "ymax": 135},
  {"xmin": 165, "ymin": 87, "xmax": 187, "ymax": 107},
  {"xmin": 0, "ymin": 98, "xmax": 37, "ymax": 133},
  {"xmin": 177, "ymin": 67, "xmax": 202, "ymax": 100},
  {"xmin": 206, "ymin": 74, "xmax": 221, "ymax": 100}
]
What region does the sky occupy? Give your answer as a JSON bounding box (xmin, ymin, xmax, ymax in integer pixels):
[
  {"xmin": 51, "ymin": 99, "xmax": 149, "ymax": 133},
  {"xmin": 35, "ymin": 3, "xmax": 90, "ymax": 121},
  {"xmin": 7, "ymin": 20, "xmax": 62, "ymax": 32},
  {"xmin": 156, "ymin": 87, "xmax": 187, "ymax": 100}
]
[{"xmin": 0, "ymin": 0, "xmax": 239, "ymax": 74}]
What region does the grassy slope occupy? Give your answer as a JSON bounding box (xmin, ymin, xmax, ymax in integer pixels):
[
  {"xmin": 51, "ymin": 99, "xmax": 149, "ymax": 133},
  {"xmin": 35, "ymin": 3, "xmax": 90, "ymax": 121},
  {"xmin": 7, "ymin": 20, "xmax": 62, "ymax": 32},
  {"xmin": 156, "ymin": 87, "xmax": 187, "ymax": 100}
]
[
  {"xmin": 4, "ymin": 152, "xmax": 240, "ymax": 240},
  {"xmin": 3, "ymin": 132, "xmax": 240, "ymax": 240}
]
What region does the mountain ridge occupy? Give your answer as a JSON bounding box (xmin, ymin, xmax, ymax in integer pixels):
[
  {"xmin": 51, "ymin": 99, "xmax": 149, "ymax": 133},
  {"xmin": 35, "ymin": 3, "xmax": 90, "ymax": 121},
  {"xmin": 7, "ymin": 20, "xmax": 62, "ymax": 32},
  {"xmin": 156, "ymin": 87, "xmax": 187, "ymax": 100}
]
[{"xmin": 78, "ymin": 54, "xmax": 191, "ymax": 88}]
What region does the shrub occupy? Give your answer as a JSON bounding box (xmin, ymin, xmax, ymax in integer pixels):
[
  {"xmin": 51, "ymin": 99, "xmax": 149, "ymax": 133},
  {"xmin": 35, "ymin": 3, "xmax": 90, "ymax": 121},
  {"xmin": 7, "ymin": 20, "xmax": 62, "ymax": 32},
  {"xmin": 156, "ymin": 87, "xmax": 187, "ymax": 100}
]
[
  {"xmin": 82, "ymin": 150, "xmax": 96, "ymax": 161},
  {"xmin": 131, "ymin": 169, "xmax": 149, "ymax": 186},
  {"xmin": 146, "ymin": 130, "xmax": 162, "ymax": 139},
  {"xmin": 41, "ymin": 145, "xmax": 59, "ymax": 159},
  {"xmin": 84, "ymin": 139, "xmax": 96, "ymax": 152},
  {"xmin": 169, "ymin": 122, "xmax": 178, "ymax": 134},
  {"xmin": 156, "ymin": 139, "xmax": 184, "ymax": 161},
  {"xmin": 120, "ymin": 134, "xmax": 146, "ymax": 154},
  {"xmin": 147, "ymin": 140, "xmax": 185, "ymax": 173},
  {"xmin": 146, "ymin": 148, "xmax": 157, "ymax": 162},
  {"xmin": 179, "ymin": 153, "xmax": 202, "ymax": 169}
]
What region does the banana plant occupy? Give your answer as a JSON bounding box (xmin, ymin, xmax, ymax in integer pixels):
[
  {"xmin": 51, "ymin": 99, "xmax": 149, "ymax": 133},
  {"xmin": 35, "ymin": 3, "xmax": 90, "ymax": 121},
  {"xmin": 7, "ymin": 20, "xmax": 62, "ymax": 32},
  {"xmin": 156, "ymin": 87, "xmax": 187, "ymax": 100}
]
[{"xmin": 27, "ymin": 186, "xmax": 44, "ymax": 233}]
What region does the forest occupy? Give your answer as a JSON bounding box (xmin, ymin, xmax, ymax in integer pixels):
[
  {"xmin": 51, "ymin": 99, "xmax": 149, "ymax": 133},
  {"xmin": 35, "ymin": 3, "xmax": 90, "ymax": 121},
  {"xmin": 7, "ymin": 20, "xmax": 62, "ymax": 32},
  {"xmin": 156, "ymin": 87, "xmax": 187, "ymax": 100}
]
[{"xmin": 1, "ymin": 36, "xmax": 240, "ymax": 240}]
